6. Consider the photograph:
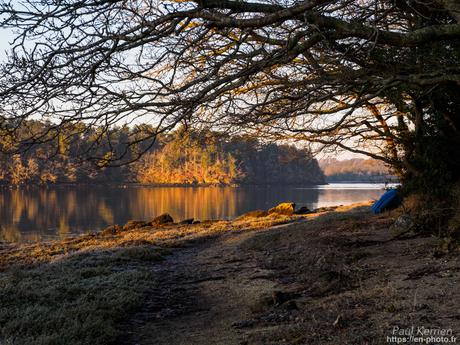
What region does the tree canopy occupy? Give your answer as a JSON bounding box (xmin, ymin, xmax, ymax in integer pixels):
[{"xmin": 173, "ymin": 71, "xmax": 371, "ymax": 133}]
[{"xmin": 0, "ymin": 0, "xmax": 459, "ymax": 190}]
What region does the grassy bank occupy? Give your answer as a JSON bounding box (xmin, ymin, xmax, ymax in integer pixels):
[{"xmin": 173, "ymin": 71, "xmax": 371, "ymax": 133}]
[
  {"xmin": 1, "ymin": 202, "xmax": 458, "ymax": 345},
  {"xmin": 0, "ymin": 212, "xmax": 294, "ymax": 345}
]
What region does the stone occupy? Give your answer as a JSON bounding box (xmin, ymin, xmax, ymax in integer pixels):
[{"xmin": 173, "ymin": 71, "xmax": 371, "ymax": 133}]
[
  {"xmin": 150, "ymin": 213, "xmax": 174, "ymax": 226},
  {"xmin": 101, "ymin": 225, "xmax": 122, "ymax": 236},
  {"xmin": 268, "ymin": 202, "xmax": 296, "ymax": 216},
  {"xmin": 390, "ymin": 214, "xmax": 415, "ymax": 238},
  {"xmin": 123, "ymin": 220, "xmax": 148, "ymax": 231},
  {"xmin": 179, "ymin": 218, "xmax": 194, "ymax": 225},
  {"xmin": 237, "ymin": 210, "xmax": 269, "ymax": 220},
  {"xmin": 294, "ymin": 206, "xmax": 311, "ymax": 215}
]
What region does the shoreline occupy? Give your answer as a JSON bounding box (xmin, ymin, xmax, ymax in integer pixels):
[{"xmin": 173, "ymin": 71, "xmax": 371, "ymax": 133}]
[
  {"xmin": 0, "ymin": 182, "xmax": 330, "ymax": 189},
  {"xmin": 1, "ymin": 202, "xmax": 457, "ymax": 345},
  {"xmin": 0, "ymin": 180, "xmax": 401, "ymax": 189},
  {"xmin": 0, "ymin": 204, "xmax": 354, "ymax": 247}
]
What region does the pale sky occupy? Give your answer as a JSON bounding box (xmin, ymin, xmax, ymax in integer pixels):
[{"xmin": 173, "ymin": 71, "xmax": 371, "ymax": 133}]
[
  {"xmin": 0, "ymin": 28, "xmax": 14, "ymax": 60},
  {"xmin": 0, "ymin": 25, "xmax": 361, "ymax": 161}
]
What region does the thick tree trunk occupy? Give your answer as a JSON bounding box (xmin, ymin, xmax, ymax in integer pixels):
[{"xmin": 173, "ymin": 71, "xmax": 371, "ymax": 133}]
[{"xmin": 402, "ymin": 83, "xmax": 460, "ymax": 199}]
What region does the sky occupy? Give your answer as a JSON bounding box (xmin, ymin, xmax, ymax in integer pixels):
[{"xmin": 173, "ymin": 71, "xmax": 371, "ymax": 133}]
[
  {"xmin": 0, "ymin": 24, "xmax": 361, "ymax": 160},
  {"xmin": 0, "ymin": 28, "xmax": 13, "ymax": 60}
]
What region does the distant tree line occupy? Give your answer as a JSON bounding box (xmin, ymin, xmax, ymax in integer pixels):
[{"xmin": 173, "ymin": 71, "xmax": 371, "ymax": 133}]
[
  {"xmin": 0, "ymin": 121, "xmax": 325, "ymax": 186},
  {"xmin": 319, "ymin": 158, "xmax": 394, "ymax": 183}
]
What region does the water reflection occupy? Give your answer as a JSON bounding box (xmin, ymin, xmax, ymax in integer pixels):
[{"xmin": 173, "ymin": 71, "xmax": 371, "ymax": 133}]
[{"xmin": 0, "ymin": 184, "xmax": 385, "ymax": 243}]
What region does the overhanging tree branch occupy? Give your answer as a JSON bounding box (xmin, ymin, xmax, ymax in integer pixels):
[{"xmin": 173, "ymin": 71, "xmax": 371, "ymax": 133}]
[{"xmin": 0, "ymin": 0, "xmax": 458, "ymax": 175}]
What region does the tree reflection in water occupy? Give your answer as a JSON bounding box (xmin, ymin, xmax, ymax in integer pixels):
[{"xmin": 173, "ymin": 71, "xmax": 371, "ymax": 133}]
[{"xmin": 0, "ymin": 185, "xmax": 383, "ymax": 243}]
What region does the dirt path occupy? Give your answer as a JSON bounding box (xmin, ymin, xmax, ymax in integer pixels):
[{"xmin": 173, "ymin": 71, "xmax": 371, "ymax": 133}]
[
  {"xmin": 119, "ymin": 209, "xmax": 460, "ymax": 345},
  {"xmin": 120, "ymin": 226, "xmax": 285, "ymax": 345}
]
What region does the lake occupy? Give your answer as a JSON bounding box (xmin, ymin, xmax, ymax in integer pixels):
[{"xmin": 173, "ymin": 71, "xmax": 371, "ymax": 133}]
[{"xmin": 0, "ymin": 183, "xmax": 389, "ymax": 243}]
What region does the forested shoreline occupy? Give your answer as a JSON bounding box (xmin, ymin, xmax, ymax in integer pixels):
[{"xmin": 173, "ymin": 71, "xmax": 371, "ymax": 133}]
[
  {"xmin": 0, "ymin": 121, "xmax": 401, "ymax": 187},
  {"xmin": 319, "ymin": 158, "xmax": 395, "ymax": 183},
  {"xmin": 0, "ymin": 121, "xmax": 325, "ymax": 186}
]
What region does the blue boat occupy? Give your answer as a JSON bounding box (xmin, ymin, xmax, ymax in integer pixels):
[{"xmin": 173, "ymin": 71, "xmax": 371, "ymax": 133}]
[{"xmin": 372, "ymin": 189, "xmax": 400, "ymax": 214}]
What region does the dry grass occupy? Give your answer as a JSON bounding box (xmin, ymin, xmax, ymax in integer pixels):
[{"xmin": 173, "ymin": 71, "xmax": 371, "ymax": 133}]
[
  {"xmin": 227, "ymin": 203, "xmax": 460, "ymax": 345},
  {"xmin": 0, "ymin": 211, "xmax": 297, "ymax": 270},
  {"xmin": 0, "ymin": 201, "xmax": 384, "ymax": 345},
  {"xmin": 0, "ymin": 209, "xmax": 300, "ymax": 345},
  {"xmin": 0, "ymin": 246, "xmax": 165, "ymax": 345}
]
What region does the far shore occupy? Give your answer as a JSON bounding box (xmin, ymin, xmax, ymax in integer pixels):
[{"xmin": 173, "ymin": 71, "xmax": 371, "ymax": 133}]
[{"xmin": 0, "ymin": 180, "xmax": 399, "ymax": 190}]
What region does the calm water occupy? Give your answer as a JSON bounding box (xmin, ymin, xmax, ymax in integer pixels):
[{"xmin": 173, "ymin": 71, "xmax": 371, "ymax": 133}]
[{"xmin": 0, "ymin": 184, "xmax": 388, "ymax": 243}]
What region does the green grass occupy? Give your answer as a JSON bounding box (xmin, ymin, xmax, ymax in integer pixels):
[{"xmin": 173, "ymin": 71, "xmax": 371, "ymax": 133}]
[{"xmin": 0, "ymin": 245, "xmax": 165, "ymax": 345}]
